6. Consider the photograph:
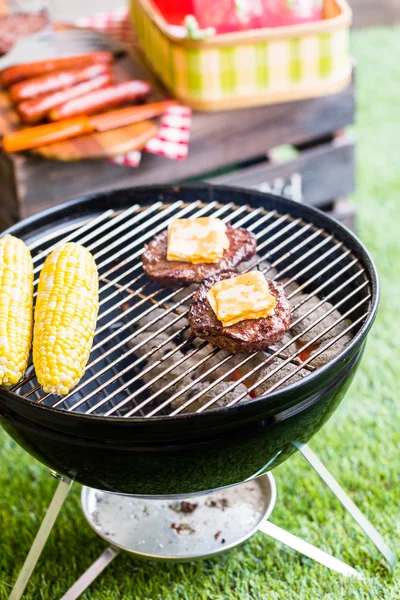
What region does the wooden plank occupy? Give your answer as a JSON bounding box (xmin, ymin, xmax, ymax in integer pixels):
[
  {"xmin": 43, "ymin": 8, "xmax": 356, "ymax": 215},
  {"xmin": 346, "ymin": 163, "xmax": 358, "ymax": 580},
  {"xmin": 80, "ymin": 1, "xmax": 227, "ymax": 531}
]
[
  {"xmin": 0, "ymin": 150, "xmax": 18, "ymax": 231},
  {"xmin": 131, "ymin": 76, "xmax": 355, "ymax": 185},
  {"xmin": 3, "ymin": 76, "xmax": 354, "ymax": 220},
  {"xmin": 0, "ymin": 63, "xmax": 354, "ymax": 167},
  {"xmin": 207, "ymin": 135, "xmax": 355, "ymax": 207},
  {"xmin": 32, "ymin": 120, "xmax": 157, "ymax": 160}
]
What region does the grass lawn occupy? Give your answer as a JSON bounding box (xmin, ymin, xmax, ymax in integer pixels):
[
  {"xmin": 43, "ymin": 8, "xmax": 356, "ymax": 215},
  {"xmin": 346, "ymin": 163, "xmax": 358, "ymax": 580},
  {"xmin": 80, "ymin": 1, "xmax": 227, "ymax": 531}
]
[{"xmin": 1, "ymin": 26, "xmax": 400, "ymax": 600}]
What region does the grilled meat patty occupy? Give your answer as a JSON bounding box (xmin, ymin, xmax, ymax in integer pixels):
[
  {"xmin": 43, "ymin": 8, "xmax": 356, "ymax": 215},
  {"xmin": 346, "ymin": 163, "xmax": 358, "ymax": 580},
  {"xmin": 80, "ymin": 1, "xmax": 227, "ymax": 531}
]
[
  {"xmin": 188, "ymin": 271, "xmax": 291, "ymax": 353},
  {"xmin": 142, "ymin": 225, "xmax": 257, "ymax": 287}
]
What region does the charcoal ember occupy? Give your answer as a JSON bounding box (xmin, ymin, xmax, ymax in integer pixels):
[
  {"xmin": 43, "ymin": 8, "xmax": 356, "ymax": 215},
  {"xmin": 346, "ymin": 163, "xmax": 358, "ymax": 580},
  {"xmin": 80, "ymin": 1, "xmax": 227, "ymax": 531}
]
[
  {"xmin": 257, "ymin": 260, "xmax": 278, "ymax": 280},
  {"xmin": 253, "ymin": 357, "xmax": 306, "ymax": 396},
  {"xmin": 195, "ymin": 346, "xmax": 246, "ymax": 374},
  {"xmin": 307, "ymin": 334, "xmax": 353, "ymax": 368},
  {"xmin": 137, "ymin": 307, "xmax": 187, "ymax": 335},
  {"xmin": 236, "ymin": 255, "xmax": 259, "ymax": 272},
  {"xmin": 171, "ymin": 284, "xmax": 198, "ymax": 306},
  {"xmin": 290, "ymin": 293, "xmax": 352, "ymax": 344},
  {"xmin": 171, "ymin": 380, "xmax": 250, "ymax": 413},
  {"xmin": 273, "ymin": 332, "xmax": 296, "ymax": 354},
  {"xmin": 128, "ymin": 284, "xmax": 353, "ymax": 412},
  {"xmin": 193, "ymin": 346, "xmax": 265, "ymax": 386},
  {"xmin": 145, "ymin": 357, "xmax": 196, "ymax": 393},
  {"xmin": 194, "ymin": 341, "xmax": 299, "ymax": 389},
  {"xmin": 131, "ymin": 331, "xmax": 179, "ymax": 360},
  {"xmin": 133, "ymin": 333, "xmax": 196, "ymax": 391},
  {"xmin": 236, "ymin": 256, "xmax": 278, "ymax": 280},
  {"xmin": 283, "ymin": 281, "xmax": 302, "ymax": 298}
]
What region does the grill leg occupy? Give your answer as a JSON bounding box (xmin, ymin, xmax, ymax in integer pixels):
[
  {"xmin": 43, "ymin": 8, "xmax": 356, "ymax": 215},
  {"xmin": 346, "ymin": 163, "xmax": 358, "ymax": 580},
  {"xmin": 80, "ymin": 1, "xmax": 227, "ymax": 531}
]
[
  {"xmin": 8, "ymin": 475, "xmax": 73, "ymax": 600},
  {"xmin": 259, "ymin": 521, "xmax": 363, "ymax": 578},
  {"xmin": 59, "ymin": 547, "xmax": 119, "ymax": 600},
  {"xmin": 296, "ymin": 443, "xmax": 396, "ymax": 569}
]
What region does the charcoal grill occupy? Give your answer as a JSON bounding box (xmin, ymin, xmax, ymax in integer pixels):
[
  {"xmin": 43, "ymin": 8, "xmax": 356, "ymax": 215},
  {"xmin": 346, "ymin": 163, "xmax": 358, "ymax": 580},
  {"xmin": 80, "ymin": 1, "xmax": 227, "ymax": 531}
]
[{"xmin": 0, "ymin": 185, "xmax": 394, "ymax": 599}]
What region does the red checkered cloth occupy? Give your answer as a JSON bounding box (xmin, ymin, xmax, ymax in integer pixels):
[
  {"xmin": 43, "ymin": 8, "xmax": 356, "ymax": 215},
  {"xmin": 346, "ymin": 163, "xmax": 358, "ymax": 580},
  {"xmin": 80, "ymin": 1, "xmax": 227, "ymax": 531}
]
[
  {"xmin": 74, "ymin": 8, "xmax": 192, "ymax": 167},
  {"xmin": 74, "ymin": 8, "xmax": 135, "ymax": 47},
  {"xmin": 145, "ymin": 105, "xmax": 192, "ymax": 160},
  {"xmin": 110, "ymin": 150, "xmax": 141, "ymax": 168}
]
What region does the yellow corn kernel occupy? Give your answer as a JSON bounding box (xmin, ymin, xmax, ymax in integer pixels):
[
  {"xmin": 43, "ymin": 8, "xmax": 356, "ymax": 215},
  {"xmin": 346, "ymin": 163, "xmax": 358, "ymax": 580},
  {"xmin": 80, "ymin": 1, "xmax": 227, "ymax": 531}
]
[
  {"xmin": 0, "ymin": 235, "xmax": 33, "ymax": 386},
  {"xmin": 33, "ymin": 242, "xmax": 98, "ymax": 396}
]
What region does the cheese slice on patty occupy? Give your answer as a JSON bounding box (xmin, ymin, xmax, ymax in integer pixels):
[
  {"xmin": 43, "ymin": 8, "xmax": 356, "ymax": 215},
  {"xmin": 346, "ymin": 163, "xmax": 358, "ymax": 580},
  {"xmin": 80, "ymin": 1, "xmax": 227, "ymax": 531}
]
[
  {"xmin": 207, "ymin": 271, "xmax": 276, "ymax": 328},
  {"xmin": 167, "ymin": 217, "xmax": 229, "ymax": 264}
]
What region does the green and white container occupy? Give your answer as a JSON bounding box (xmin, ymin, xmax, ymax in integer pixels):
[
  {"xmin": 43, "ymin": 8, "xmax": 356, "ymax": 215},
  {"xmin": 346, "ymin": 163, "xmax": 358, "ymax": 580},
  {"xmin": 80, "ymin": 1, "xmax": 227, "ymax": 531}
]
[{"xmin": 130, "ymin": 0, "xmax": 352, "ymax": 111}]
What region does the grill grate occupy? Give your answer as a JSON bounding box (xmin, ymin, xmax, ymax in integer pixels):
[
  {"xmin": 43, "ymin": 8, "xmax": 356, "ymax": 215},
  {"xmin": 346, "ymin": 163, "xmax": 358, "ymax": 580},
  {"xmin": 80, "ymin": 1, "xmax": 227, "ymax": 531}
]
[{"xmin": 10, "ymin": 200, "xmax": 371, "ymax": 418}]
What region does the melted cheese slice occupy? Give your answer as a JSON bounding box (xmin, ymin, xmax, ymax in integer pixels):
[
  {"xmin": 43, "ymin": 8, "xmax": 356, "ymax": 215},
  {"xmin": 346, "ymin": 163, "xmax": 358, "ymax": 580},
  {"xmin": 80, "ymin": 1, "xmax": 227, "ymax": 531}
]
[
  {"xmin": 167, "ymin": 217, "xmax": 230, "ymax": 264},
  {"xmin": 207, "ymin": 271, "xmax": 276, "ymax": 328}
]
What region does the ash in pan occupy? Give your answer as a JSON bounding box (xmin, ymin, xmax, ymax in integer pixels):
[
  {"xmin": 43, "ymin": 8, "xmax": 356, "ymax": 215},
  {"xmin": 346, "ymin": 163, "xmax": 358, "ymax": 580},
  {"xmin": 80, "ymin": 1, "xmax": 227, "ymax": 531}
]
[{"xmin": 129, "ymin": 275, "xmax": 353, "ymax": 414}]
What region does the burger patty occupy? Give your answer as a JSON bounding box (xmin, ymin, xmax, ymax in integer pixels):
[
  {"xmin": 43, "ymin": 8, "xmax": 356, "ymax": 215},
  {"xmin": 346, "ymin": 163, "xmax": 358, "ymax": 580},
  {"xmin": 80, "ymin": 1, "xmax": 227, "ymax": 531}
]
[
  {"xmin": 188, "ymin": 271, "xmax": 291, "ymax": 353},
  {"xmin": 142, "ymin": 225, "xmax": 257, "ymax": 287}
]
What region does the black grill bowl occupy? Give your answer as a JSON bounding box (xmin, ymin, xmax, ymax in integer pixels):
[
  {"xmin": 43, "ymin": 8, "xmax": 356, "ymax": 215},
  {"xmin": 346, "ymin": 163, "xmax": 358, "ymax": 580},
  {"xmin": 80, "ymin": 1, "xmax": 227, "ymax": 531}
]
[{"xmin": 0, "ymin": 185, "xmax": 378, "ymax": 497}]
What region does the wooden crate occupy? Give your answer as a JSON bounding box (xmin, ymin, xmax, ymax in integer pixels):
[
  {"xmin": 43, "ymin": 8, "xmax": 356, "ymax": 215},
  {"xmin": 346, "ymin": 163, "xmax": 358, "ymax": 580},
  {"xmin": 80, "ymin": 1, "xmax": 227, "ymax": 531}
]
[
  {"xmin": 0, "ymin": 53, "xmax": 355, "ymax": 230},
  {"xmin": 204, "ymin": 130, "xmax": 356, "ymax": 229},
  {"xmin": 206, "ymin": 132, "xmax": 354, "ymax": 205}
]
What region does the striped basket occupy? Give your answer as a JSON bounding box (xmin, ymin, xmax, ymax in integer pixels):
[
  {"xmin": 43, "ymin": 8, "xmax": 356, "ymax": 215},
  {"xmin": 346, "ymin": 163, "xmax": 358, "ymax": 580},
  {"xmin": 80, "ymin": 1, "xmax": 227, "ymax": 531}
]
[{"xmin": 130, "ymin": 0, "xmax": 352, "ymax": 111}]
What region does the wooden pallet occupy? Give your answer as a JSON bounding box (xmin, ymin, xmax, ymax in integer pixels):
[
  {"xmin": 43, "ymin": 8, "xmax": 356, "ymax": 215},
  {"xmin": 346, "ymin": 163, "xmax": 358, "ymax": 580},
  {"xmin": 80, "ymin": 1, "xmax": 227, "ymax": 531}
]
[
  {"xmin": 206, "ymin": 132, "xmax": 354, "ymax": 206},
  {"xmin": 0, "ymin": 45, "xmax": 356, "ymax": 230}
]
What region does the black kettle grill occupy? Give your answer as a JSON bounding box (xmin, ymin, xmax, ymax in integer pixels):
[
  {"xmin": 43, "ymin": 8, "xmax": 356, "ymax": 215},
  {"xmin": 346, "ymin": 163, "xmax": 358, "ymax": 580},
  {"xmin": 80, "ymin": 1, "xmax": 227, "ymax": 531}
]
[
  {"xmin": 0, "ymin": 184, "xmax": 378, "ymax": 497},
  {"xmin": 3, "ymin": 186, "xmax": 396, "ymax": 600}
]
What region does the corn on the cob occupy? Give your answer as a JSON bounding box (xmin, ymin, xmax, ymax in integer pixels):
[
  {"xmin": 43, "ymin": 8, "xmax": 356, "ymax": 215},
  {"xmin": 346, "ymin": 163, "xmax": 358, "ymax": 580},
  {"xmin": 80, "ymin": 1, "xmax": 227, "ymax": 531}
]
[
  {"xmin": 0, "ymin": 235, "xmax": 33, "ymax": 386},
  {"xmin": 33, "ymin": 242, "xmax": 98, "ymax": 396}
]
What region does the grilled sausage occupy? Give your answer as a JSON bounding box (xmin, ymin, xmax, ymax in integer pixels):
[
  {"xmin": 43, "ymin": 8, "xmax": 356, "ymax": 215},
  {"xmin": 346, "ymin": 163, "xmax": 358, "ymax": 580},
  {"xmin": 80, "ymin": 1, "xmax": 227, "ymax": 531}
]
[
  {"xmin": 49, "ymin": 80, "xmax": 151, "ymax": 121},
  {"xmin": 18, "ymin": 72, "xmax": 113, "ymax": 124},
  {"xmin": 9, "ymin": 63, "xmax": 112, "ymax": 103},
  {"xmin": 1, "ymin": 51, "xmax": 113, "ymax": 87}
]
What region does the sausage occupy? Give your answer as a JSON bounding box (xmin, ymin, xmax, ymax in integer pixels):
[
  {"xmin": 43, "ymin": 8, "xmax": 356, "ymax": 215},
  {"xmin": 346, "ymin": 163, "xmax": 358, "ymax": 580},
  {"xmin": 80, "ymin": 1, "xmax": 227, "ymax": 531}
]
[
  {"xmin": 9, "ymin": 63, "xmax": 111, "ymax": 103},
  {"xmin": 49, "ymin": 80, "xmax": 152, "ymax": 121},
  {"xmin": 1, "ymin": 51, "xmax": 113, "ymax": 87},
  {"xmin": 18, "ymin": 72, "xmax": 114, "ymax": 124}
]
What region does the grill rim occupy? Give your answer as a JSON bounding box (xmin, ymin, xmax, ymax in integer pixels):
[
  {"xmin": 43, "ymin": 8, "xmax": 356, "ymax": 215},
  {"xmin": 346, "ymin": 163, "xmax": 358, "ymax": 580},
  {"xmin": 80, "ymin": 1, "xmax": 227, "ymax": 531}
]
[{"xmin": 0, "ymin": 184, "xmax": 379, "ymax": 426}]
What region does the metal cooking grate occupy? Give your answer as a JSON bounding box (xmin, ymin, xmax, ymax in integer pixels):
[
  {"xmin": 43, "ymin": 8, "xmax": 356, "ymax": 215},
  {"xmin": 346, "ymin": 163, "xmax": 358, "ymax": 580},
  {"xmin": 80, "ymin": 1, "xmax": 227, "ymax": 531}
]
[{"xmin": 10, "ymin": 200, "xmax": 372, "ymax": 417}]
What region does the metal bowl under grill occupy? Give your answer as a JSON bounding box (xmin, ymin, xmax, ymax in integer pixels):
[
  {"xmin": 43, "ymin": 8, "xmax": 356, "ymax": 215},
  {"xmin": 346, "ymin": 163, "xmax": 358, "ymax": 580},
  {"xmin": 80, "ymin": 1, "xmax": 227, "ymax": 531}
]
[{"xmin": 0, "ymin": 185, "xmax": 378, "ymax": 497}]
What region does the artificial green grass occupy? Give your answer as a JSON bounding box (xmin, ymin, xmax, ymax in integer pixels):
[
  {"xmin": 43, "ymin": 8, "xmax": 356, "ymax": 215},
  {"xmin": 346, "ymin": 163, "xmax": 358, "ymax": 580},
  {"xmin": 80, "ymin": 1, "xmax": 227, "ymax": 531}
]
[{"xmin": 1, "ymin": 26, "xmax": 400, "ymax": 599}]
